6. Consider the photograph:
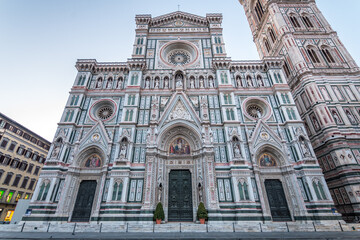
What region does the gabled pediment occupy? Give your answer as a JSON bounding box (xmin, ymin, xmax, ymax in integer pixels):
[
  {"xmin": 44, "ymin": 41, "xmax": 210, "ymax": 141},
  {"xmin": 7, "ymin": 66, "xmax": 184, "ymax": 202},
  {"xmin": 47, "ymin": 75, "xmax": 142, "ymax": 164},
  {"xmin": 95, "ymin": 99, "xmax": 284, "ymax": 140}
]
[
  {"xmin": 151, "ymin": 11, "xmax": 208, "ymax": 28},
  {"xmin": 249, "ymin": 120, "xmax": 284, "ymax": 153},
  {"xmin": 158, "ymin": 92, "xmax": 201, "ymax": 128},
  {"xmin": 78, "ymin": 121, "xmax": 111, "ymax": 154}
]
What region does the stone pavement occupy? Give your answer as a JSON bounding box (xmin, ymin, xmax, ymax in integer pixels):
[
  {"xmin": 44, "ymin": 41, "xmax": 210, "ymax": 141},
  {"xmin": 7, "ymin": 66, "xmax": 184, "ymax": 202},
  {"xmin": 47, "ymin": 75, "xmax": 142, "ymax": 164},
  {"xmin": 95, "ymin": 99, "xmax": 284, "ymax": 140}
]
[{"xmin": 1, "ymin": 231, "xmax": 360, "ymax": 240}]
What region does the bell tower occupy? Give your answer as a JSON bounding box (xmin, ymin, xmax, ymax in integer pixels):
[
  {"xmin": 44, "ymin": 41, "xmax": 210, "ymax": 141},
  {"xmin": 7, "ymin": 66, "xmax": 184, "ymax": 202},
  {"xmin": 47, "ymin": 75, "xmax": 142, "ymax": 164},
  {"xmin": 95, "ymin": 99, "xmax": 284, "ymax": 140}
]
[{"xmin": 239, "ymin": 0, "xmax": 360, "ymax": 222}]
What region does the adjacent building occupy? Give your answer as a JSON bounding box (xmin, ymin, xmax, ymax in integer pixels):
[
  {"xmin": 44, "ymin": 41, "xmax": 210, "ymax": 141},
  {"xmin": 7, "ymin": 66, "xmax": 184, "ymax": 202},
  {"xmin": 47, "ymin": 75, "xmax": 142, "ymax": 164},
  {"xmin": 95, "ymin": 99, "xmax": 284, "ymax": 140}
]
[
  {"xmin": 0, "ymin": 113, "xmax": 50, "ymax": 222},
  {"xmin": 239, "ymin": 0, "xmax": 360, "ymax": 222},
  {"xmin": 25, "ymin": 8, "xmax": 342, "ymax": 224}
]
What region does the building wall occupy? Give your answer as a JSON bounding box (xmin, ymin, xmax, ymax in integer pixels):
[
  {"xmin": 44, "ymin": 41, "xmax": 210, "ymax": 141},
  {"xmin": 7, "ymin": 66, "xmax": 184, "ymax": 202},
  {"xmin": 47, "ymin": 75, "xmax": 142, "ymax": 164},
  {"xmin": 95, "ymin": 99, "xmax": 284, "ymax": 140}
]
[
  {"xmin": 25, "ymin": 11, "xmax": 340, "ymax": 224},
  {"xmin": 0, "ymin": 113, "xmax": 50, "ymax": 222},
  {"xmin": 239, "ymin": 0, "xmax": 360, "ymax": 222}
]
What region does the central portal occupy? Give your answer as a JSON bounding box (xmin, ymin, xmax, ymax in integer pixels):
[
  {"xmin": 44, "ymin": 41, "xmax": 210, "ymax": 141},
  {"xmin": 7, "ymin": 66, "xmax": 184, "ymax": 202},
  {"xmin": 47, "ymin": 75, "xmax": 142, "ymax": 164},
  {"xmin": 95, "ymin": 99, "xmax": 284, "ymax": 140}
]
[{"xmin": 168, "ymin": 170, "xmax": 193, "ymax": 222}]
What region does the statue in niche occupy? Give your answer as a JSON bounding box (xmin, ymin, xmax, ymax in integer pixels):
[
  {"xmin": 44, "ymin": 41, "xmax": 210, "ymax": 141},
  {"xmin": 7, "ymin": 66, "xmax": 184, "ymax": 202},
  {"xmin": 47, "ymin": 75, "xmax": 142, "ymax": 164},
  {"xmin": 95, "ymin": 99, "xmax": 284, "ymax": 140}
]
[
  {"xmin": 208, "ymin": 77, "xmax": 214, "ymax": 88},
  {"xmin": 199, "ymin": 78, "xmax": 204, "ymax": 88},
  {"xmin": 154, "ymin": 78, "xmax": 159, "ymax": 89},
  {"xmin": 190, "ymin": 78, "xmax": 195, "ymax": 89},
  {"xmin": 246, "ymin": 76, "xmax": 253, "ymax": 87},
  {"xmin": 257, "ymin": 76, "xmax": 264, "ymax": 87},
  {"xmin": 51, "ymin": 138, "xmax": 62, "ymax": 158},
  {"xmin": 117, "ymin": 78, "xmax": 123, "ymax": 89},
  {"xmin": 164, "ymin": 78, "xmax": 169, "ymax": 89},
  {"xmin": 157, "ymin": 183, "xmax": 163, "ymax": 202},
  {"xmin": 145, "ymin": 78, "xmax": 150, "ymax": 89},
  {"xmin": 234, "ymin": 144, "xmax": 241, "ymax": 158},
  {"xmin": 299, "ymin": 137, "xmax": 311, "ymax": 157},
  {"xmin": 236, "ymin": 77, "xmax": 242, "ymax": 88},
  {"xmin": 198, "ymin": 182, "xmax": 203, "ymax": 202},
  {"xmin": 84, "ymin": 154, "xmax": 101, "ymax": 168},
  {"xmin": 120, "ymin": 145, "xmax": 127, "ymax": 158},
  {"xmin": 175, "ymin": 73, "xmax": 183, "ymax": 88}
]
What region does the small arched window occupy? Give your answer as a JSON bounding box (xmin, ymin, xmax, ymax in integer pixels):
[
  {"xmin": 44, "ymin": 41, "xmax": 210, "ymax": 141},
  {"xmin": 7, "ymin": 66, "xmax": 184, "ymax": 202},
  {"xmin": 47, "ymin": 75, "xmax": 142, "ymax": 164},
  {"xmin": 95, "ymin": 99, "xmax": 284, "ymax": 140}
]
[
  {"xmin": 238, "ymin": 180, "xmax": 250, "ymax": 200},
  {"xmin": 289, "ymin": 15, "xmax": 301, "ymax": 28},
  {"xmin": 107, "ymin": 77, "xmax": 113, "ymax": 88},
  {"xmin": 264, "ymin": 39, "xmax": 271, "ymax": 53},
  {"xmin": 321, "ymin": 47, "xmax": 336, "ymax": 64},
  {"xmin": 112, "ymin": 181, "xmax": 123, "ymax": 201},
  {"xmin": 307, "ymin": 47, "xmax": 321, "ymax": 64},
  {"xmin": 268, "ymin": 28, "xmax": 276, "ymax": 43},
  {"xmin": 301, "ymin": 15, "xmax": 314, "ymax": 28},
  {"xmin": 312, "ymin": 179, "xmax": 327, "ymax": 200},
  {"xmin": 37, "ymin": 180, "xmax": 50, "ymax": 201},
  {"xmin": 254, "ymin": 0, "xmax": 264, "ymax": 22}
]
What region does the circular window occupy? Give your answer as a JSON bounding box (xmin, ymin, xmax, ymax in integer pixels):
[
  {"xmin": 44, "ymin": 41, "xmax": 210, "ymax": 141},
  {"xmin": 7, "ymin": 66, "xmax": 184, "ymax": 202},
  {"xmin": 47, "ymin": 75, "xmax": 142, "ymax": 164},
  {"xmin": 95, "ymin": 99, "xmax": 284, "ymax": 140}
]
[
  {"xmin": 168, "ymin": 50, "xmax": 191, "ymax": 65},
  {"xmin": 246, "ymin": 105, "xmax": 263, "ymax": 119},
  {"xmin": 242, "ymin": 97, "xmax": 272, "ymax": 121},
  {"xmin": 160, "ymin": 41, "xmax": 199, "ymax": 68},
  {"xmin": 89, "ymin": 99, "xmax": 117, "ymax": 122},
  {"xmin": 97, "ymin": 106, "xmax": 114, "ymax": 120}
]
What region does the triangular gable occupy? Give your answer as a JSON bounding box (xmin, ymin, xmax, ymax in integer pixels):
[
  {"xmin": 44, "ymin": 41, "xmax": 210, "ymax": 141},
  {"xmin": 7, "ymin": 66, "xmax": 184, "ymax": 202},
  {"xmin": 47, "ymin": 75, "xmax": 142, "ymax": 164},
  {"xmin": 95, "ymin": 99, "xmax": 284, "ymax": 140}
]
[
  {"xmin": 158, "ymin": 92, "xmax": 201, "ymax": 128},
  {"xmin": 78, "ymin": 121, "xmax": 111, "ymax": 154},
  {"xmin": 151, "ymin": 11, "xmax": 208, "ymax": 28},
  {"xmin": 249, "ymin": 120, "xmax": 284, "ymax": 153}
]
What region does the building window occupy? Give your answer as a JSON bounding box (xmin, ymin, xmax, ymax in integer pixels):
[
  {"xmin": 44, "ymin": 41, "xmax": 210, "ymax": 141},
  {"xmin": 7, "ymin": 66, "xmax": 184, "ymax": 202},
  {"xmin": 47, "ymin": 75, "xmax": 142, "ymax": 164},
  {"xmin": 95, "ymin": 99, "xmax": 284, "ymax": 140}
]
[
  {"xmin": 307, "ymin": 47, "xmax": 321, "ymax": 64},
  {"xmin": 33, "ymin": 166, "xmax": 40, "ymax": 175},
  {"xmin": 269, "ymin": 28, "xmax": 276, "ymax": 43},
  {"xmin": 0, "ymin": 190, "xmax": 4, "ymax": 200},
  {"xmin": 112, "ymin": 181, "xmax": 123, "ymax": 201},
  {"xmin": 3, "ymin": 172, "xmax": 13, "ymax": 185},
  {"xmin": 226, "ymin": 108, "xmax": 235, "ymax": 121},
  {"xmin": 312, "ymin": 179, "xmax": 327, "ymax": 200},
  {"xmin": 283, "ymin": 61, "xmax": 291, "ymax": 77},
  {"xmin": 223, "ymin": 94, "xmax": 232, "ymax": 105},
  {"xmin": 0, "ymin": 139, "xmax": 8, "ymax": 148},
  {"xmin": 12, "ymin": 175, "xmax": 21, "ymax": 187},
  {"xmin": 289, "ymin": 15, "xmax": 301, "ymax": 28},
  {"xmin": 264, "ymin": 39, "xmax": 271, "ymax": 53},
  {"xmin": 321, "ymin": 47, "xmax": 336, "ymax": 64},
  {"xmin": 6, "ymin": 191, "xmax": 14, "ymax": 203},
  {"xmin": 127, "ymin": 95, "xmax": 136, "ymax": 105},
  {"xmin": 20, "ymin": 177, "xmax": 29, "ymax": 189},
  {"xmin": 254, "ymin": 0, "xmax": 264, "ymax": 22},
  {"xmin": 8, "ymin": 142, "xmax": 16, "ymax": 151},
  {"xmin": 15, "ymin": 193, "xmax": 22, "ymax": 202},
  {"xmin": 124, "ymin": 110, "xmax": 134, "ymax": 121},
  {"xmin": 28, "ymin": 179, "xmax": 36, "ymax": 191},
  {"xmin": 301, "ymin": 15, "xmax": 314, "ymax": 28},
  {"xmin": 36, "ymin": 181, "xmax": 50, "ymax": 201},
  {"xmin": 238, "ymin": 180, "xmax": 250, "ymax": 200}
]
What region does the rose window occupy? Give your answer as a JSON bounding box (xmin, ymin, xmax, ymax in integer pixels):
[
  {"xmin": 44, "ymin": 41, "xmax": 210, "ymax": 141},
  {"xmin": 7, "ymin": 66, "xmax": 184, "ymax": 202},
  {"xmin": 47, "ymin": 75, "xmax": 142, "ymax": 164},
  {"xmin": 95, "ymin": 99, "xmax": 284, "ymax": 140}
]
[
  {"xmin": 97, "ymin": 106, "xmax": 114, "ymax": 120},
  {"xmin": 168, "ymin": 50, "xmax": 191, "ymax": 65},
  {"xmin": 246, "ymin": 105, "xmax": 263, "ymax": 119}
]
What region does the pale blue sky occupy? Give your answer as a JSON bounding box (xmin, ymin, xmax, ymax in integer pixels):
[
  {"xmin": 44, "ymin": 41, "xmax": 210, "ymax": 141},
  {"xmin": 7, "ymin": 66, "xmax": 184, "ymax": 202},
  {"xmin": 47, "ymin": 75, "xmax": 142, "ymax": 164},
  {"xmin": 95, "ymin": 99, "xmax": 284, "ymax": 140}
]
[{"xmin": 0, "ymin": 0, "xmax": 359, "ymax": 141}]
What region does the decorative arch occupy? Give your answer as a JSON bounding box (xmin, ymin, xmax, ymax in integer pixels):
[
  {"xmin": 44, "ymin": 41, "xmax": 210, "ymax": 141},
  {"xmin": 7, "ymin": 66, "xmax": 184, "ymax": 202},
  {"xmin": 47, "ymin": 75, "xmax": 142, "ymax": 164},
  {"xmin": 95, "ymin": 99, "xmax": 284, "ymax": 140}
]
[
  {"xmin": 74, "ymin": 145, "xmax": 106, "ymax": 168},
  {"xmin": 157, "ymin": 121, "xmax": 202, "ymax": 155},
  {"xmin": 254, "ymin": 144, "xmax": 286, "ymax": 167}
]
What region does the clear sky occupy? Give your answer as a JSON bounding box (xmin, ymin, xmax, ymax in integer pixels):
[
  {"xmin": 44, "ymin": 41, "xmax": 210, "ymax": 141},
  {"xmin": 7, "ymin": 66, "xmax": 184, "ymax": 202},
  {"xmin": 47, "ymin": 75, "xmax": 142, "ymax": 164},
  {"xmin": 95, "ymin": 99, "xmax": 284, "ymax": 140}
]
[{"xmin": 0, "ymin": 0, "xmax": 359, "ymax": 141}]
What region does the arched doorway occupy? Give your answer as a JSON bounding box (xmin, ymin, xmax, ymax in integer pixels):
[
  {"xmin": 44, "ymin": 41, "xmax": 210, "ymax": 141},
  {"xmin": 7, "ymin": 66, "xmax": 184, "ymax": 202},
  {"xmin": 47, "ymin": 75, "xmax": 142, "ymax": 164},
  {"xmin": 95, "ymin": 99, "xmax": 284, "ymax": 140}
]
[{"xmin": 168, "ymin": 170, "xmax": 193, "ymax": 222}]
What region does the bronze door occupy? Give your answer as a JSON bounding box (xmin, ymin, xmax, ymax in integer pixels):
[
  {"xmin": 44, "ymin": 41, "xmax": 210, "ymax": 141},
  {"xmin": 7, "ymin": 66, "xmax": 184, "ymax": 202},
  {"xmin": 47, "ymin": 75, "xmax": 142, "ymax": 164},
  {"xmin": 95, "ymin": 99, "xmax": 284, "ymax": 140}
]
[
  {"xmin": 265, "ymin": 179, "xmax": 292, "ymax": 221},
  {"xmin": 168, "ymin": 170, "xmax": 193, "ymax": 222},
  {"xmin": 71, "ymin": 180, "xmax": 97, "ymax": 222}
]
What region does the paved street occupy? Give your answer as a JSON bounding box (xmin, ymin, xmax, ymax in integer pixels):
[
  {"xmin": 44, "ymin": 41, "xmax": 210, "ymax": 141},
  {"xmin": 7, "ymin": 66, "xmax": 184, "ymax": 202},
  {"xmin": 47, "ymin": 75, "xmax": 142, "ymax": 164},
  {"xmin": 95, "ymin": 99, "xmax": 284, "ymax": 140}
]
[{"xmin": 1, "ymin": 231, "xmax": 360, "ymax": 240}]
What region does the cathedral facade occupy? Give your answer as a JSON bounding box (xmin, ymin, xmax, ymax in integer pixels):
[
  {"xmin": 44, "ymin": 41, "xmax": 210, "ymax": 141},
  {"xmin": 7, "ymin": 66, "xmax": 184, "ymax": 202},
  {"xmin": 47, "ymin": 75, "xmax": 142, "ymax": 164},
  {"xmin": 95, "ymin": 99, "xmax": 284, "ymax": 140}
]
[{"xmin": 25, "ymin": 1, "xmax": 352, "ymax": 224}]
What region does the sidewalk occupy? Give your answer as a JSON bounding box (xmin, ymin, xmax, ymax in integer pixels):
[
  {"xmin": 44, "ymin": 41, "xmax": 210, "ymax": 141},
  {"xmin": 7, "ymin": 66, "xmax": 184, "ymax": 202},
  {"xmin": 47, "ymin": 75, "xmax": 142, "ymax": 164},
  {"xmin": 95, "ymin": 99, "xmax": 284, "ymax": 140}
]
[{"xmin": 1, "ymin": 231, "xmax": 360, "ymax": 239}]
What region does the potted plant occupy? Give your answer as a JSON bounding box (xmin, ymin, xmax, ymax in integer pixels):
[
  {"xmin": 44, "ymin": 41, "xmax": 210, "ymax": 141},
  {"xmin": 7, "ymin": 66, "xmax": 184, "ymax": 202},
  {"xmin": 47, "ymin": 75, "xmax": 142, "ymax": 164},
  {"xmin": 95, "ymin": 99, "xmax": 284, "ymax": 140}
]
[
  {"xmin": 153, "ymin": 202, "xmax": 165, "ymax": 224},
  {"xmin": 197, "ymin": 202, "xmax": 208, "ymax": 224}
]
